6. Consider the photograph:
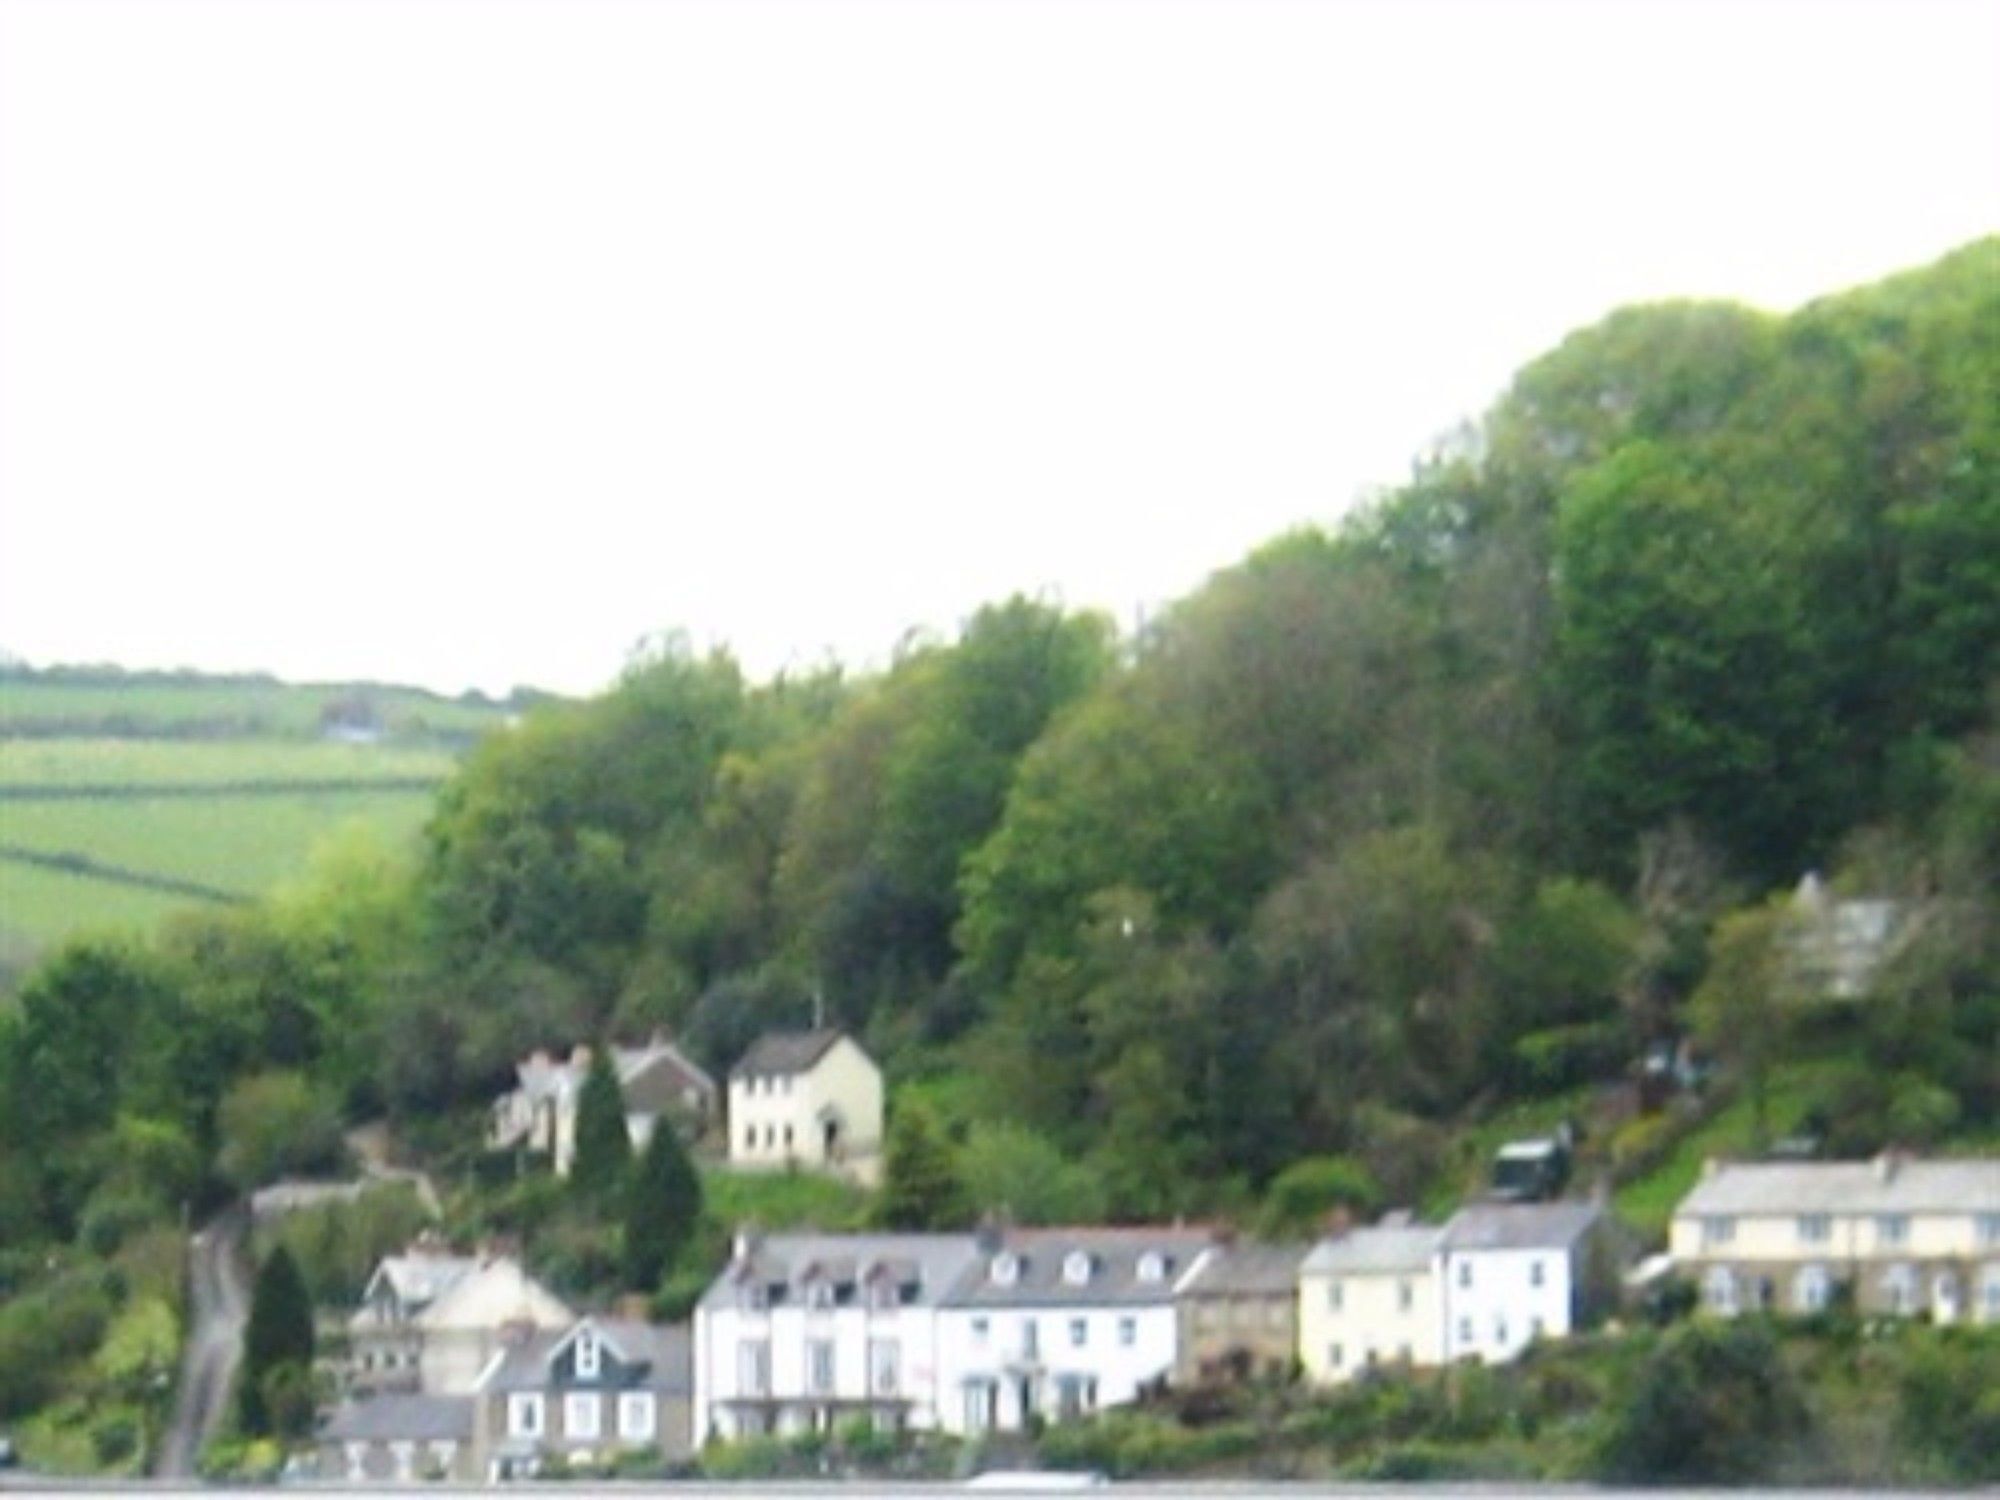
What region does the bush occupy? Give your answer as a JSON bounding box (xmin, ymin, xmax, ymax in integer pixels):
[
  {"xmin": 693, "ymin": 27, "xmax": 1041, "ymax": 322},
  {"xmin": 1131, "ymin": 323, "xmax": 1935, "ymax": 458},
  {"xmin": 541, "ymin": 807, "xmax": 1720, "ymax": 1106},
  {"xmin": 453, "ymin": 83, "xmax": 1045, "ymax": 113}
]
[
  {"xmin": 215, "ymin": 1072, "xmax": 345, "ymax": 1190},
  {"xmin": 700, "ymin": 1435, "xmax": 795, "ymax": 1480},
  {"xmin": 89, "ymin": 1408, "xmax": 141, "ymax": 1466},
  {"xmin": 1257, "ymin": 1156, "xmax": 1380, "ymax": 1239},
  {"xmin": 1592, "ymin": 1321, "xmax": 1807, "ymax": 1483},
  {"xmin": 198, "ymin": 1436, "xmax": 284, "ymax": 1483},
  {"xmin": 77, "ymin": 1187, "xmax": 171, "ymax": 1257},
  {"xmin": 0, "ymin": 1271, "xmax": 116, "ymax": 1418},
  {"xmin": 1512, "ymin": 1021, "xmax": 1627, "ymax": 1095},
  {"xmin": 264, "ymin": 1183, "xmax": 431, "ymax": 1306}
]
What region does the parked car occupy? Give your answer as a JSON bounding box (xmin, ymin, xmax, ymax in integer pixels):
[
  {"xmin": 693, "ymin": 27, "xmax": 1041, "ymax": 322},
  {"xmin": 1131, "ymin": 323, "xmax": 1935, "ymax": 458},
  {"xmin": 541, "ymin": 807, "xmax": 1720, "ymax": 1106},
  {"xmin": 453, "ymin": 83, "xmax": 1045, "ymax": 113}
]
[{"xmin": 1490, "ymin": 1133, "xmax": 1572, "ymax": 1202}]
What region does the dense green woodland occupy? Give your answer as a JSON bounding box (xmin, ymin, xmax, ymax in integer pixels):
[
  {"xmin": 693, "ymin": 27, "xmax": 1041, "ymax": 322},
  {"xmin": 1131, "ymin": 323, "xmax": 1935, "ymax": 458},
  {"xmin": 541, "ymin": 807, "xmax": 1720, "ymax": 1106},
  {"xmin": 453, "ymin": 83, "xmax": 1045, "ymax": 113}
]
[{"xmin": 0, "ymin": 242, "xmax": 1995, "ymax": 1464}]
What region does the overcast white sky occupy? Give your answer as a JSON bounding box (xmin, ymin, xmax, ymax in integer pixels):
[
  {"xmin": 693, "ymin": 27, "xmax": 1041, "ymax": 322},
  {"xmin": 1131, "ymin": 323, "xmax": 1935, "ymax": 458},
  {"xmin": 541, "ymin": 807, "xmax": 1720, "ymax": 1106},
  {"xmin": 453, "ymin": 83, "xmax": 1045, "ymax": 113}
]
[{"xmin": 1, "ymin": 0, "xmax": 1995, "ymax": 697}]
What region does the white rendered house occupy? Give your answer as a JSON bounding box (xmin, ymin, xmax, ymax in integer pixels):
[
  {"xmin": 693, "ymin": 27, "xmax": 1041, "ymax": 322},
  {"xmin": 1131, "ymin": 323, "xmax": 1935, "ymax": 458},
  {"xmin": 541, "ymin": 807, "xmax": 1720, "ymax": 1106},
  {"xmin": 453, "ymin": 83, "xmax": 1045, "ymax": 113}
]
[
  {"xmin": 726, "ymin": 1031, "xmax": 883, "ymax": 1185},
  {"xmin": 932, "ymin": 1228, "xmax": 1216, "ymax": 1436},
  {"xmin": 488, "ymin": 1037, "xmax": 715, "ymax": 1177},
  {"xmin": 1440, "ymin": 1201, "xmax": 1612, "ymax": 1365},
  {"xmin": 691, "ymin": 1231, "xmax": 982, "ymax": 1446}
]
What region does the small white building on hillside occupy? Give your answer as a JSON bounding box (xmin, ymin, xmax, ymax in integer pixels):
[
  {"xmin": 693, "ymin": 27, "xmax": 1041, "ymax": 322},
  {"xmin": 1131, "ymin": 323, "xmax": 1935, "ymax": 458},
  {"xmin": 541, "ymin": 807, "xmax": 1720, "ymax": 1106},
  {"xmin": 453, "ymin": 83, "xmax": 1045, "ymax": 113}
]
[
  {"xmin": 727, "ymin": 1031, "xmax": 882, "ymax": 1185},
  {"xmin": 489, "ymin": 1036, "xmax": 716, "ymax": 1177}
]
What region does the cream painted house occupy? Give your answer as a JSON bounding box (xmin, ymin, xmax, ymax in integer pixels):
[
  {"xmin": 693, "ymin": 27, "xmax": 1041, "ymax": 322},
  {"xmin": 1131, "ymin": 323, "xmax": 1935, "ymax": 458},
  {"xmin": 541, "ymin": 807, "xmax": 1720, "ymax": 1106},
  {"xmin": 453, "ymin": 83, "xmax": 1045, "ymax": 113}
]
[
  {"xmin": 727, "ymin": 1031, "xmax": 883, "ymax": 1186},
  {"xmin": 1297, "ymin": 1218, "xmax": 1444, "ymax": 1384},
  {"xmin": 1670, "ymin": 1155, "xmax": 2000, "ymax": 1322},
  {"xmin": 349, "ymin": 1247, "xmax": 576, "ymax": 1395}
]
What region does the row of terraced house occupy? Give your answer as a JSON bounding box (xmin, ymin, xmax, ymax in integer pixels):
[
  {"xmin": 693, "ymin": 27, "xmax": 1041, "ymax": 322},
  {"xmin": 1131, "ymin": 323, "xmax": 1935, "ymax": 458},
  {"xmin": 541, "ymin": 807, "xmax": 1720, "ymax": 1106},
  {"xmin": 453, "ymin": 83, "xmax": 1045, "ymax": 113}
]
[{"xmin": 316, "ymin": 1152, "xmax": 1998, "ymax": 1480}]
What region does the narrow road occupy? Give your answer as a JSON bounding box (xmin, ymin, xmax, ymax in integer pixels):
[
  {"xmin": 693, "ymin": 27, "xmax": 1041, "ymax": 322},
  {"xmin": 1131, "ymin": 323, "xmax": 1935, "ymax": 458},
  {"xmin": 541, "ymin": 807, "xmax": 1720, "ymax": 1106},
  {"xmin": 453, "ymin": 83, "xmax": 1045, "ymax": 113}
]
[
  {"xmin": 154, "ymin": 1206, "xmax": 249, "ymax": 1479},
  {"xmin": 345, "ymin": 1121, "xmax": 443, "ymax": 1216}
]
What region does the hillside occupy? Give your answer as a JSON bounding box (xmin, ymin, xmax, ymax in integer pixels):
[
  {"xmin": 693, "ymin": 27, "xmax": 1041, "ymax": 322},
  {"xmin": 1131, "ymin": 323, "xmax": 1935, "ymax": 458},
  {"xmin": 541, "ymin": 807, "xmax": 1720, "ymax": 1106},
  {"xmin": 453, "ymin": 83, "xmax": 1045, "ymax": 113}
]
[
  {"xmin": 0, "ymin": 241, "xmax": 1993, "ymax": 1472},
  {"xmin": 0, "ymin": 668, "xmax": 528, "ymax": 969}
]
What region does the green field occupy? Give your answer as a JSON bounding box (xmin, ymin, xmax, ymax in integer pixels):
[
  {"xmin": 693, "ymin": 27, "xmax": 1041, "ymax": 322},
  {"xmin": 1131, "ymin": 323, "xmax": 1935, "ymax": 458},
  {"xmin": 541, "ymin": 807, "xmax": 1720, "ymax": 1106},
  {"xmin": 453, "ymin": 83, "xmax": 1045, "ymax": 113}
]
[
  {"xmin": 0, "ymin": 669, "xmax": 501, "ymax": 962},
  {"xmin": 0, "ymin": 669, "xmax": 518, "ymax": 742},
  {"xmin": 0, "ymin": 737, "xmax": 457, "ymax": 787}
]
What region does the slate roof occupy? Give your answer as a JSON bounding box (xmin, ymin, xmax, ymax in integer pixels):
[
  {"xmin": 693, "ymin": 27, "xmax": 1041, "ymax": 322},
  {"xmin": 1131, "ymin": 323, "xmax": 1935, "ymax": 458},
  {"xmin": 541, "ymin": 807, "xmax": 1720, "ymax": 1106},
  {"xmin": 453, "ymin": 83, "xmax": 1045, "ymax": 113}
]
[
  {"xmin": 698, "ymin": 1232, "xmax": 983, "ymax": 1312},
  {"xmin": 618, "ymin": 1039, "xmax": 717, "ymax": 1114},
  {"xmin": 1443, "ymin": 1201, "xmax": 1603, "ymax": 1253},
  {"xmin": 320, "ymin": 1395, "xmax": 473, "ymax": 1444},
  {"xmin": 366, "ymin": 1252, "xmax": 478, "ymax": 1310},
  {"xmin": 1177, "ymin": 1242, "xmax": 1309, "ymax": 1299},
  {"xmin": 1300, "ymin": 1224, "xmax": 1443, "ymax": 1277},
  {"xmin": 478, "ymin": 1318, "xmax": 690, "ymax": 1395},
  {"xmin": 731, "ymin": 1030, "xmax": 848, "ymax": 1079},
  {"xmin": 1675, "ymin": 1158, "xmax": 2000, "ymax": 1218},
  {"xmin": 944, "ymin": 1228, "xmax": 1217, "ymax": 1309},
  {"xmin": 416, "ymin": 1256, "xmax": 574, "ymax": 1332}
]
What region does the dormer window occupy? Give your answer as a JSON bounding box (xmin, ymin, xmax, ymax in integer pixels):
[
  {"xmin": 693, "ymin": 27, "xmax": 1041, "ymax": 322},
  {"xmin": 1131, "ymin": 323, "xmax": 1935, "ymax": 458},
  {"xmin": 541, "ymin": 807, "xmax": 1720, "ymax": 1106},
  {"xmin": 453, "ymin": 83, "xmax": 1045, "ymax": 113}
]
[
  {"xmin": 1136, "ymin": 1251, "xmax": 1168, "ymax": 1283},
  {"xmin": 991, "ymin": 1251, "xmax": 1020, "ymax": 1286},
  {"xmin": 575, "ymin": 1328, "xmax": 600, "ymax": 1380},
  {"xmin": 871, "ymin": 1279, "xmax": 899, "ymax": 1311},
  {"xmin": 1063, "ymin": 1251, "xmax": 1094, "ymax": 1286},
  {"xmin": 807, "ymin": 1280, "xmax": 835, "ymax": 1310},
  {"xmin": 740, "ymin": 1283, "xmax": 769, "ymax": 1312}
]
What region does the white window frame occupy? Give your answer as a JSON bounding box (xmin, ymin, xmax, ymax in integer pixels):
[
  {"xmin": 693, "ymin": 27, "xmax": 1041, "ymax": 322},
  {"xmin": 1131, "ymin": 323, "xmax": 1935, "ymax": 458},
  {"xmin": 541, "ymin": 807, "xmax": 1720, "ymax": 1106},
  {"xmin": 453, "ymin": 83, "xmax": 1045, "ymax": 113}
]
[
  {"xmin": 1327, "ymin": 1279, "xmax": 1343, "ymax": 1311},
  {"xmin": 1702, "ymin": 1215, "xmax": 1737, "ymax": 1248},
  {"xmin": 739, "ymin": 1339, "xmax": 771, "ymax": 1396},
  {"xmin": 1068, "ymin": 1317, "xmax": 1087, "ymax": 1348},
  {"xmin": 964, "ymin": 1380, "xmax": 995, "ymax": 1434},
  {"xmin": 617, "ymin": 1392, "xmax": 656, "ymax": 1443},
  {"xmin": 1795, "ymin": 1264, "xmax": 1831, "ymax": 1313},
  {"xmin": 508, "ymin": 1393, "xmax": 545, "ymax": 1439},
  {"xmin": 868, "ymin": 1337, "xmax": 900, "ymax": 1396},
  {"xmin": 1116, "ymin": 1315, "xmax": 1136, "ymax": 1347},
  {"xmin": 575, "ymin": 1329, "xmax": 600, "ymax": 1379},
  {"xmin": 807, "ymin": 1338, "xmax": 836, "ymax": 1394},
  {"xmin": 565, "ymin": 1392, "xmax": 601, "ymax": 1441},
  {"xmin": 1877, "ymin": 1214, "xmax": 1910, "ymax": 1247},
  {"xmin": 1797, "ymin": 1213, "xmax": 1832, "ymax": 1245}
]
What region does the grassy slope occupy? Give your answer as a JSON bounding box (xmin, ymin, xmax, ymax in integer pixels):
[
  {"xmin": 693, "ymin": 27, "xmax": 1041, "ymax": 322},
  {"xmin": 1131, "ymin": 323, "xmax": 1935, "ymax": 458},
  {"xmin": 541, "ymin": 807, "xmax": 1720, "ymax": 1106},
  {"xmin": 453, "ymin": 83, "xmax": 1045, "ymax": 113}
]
[
  {"xmin": 0, "ymin": 673, "xmax": 508, "ymax": 739},
  {"xmin": 0, "ymin": 738, "xmax": 455, "ymax": 786},
  {"xmin": 1, "ymin": 790, "xmax": 437, "ymax": 898},
  {"xmin": 0, "ymin": 675, "xmax": 486, "ymax": 958}
]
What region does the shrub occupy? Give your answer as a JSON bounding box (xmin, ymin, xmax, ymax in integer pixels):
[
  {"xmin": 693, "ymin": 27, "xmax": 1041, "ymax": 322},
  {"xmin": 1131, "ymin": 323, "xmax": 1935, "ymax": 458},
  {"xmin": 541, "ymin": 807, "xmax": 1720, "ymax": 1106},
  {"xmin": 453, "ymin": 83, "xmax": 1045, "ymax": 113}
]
[
  {"xmin": 1592, "ymin": 1320, "xmax": 1807, "ymax": 1483},
  {"xmin": 1257, "ymin": 1156, "xmax": 1380, "ymax": 1239}
]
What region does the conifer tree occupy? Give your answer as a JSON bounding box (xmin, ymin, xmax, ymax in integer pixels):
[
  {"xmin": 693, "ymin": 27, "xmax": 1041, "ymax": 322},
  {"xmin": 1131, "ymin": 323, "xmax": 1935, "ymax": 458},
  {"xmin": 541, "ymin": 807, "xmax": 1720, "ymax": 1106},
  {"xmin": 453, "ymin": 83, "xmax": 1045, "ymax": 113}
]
[
  {"xmin": 875, "ymin": 1099, "xmax": 965, "ymax": 1229},
  {"xmin": 239, "ymin": 1243, "xmax": 314, "ymax": 1435},
  {"xmin": 570, "ymin": 1045, "xmax": 633, "ymax": 1199},
  {"xmin": 623, "ymin": 1117, "xmax": 704, "ymax": 1291}
]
